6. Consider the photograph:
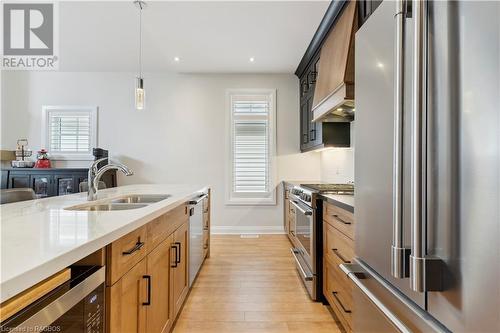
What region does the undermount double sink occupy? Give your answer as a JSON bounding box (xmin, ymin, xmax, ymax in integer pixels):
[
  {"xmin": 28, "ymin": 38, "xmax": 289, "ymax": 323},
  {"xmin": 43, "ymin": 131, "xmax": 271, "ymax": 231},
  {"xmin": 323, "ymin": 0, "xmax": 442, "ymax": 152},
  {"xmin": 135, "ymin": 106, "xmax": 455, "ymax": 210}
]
[{"xmin": 67, "ymin": 194, "xmax": 171, "ymax": 211}]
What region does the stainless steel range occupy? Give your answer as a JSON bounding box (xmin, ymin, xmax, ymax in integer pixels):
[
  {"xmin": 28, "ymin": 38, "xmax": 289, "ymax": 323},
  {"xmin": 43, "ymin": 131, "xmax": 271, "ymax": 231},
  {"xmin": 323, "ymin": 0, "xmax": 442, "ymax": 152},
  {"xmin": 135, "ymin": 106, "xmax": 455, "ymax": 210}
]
[{"xmin": 289, "ymin": 183, "xmax": 354, "ymax": 301}]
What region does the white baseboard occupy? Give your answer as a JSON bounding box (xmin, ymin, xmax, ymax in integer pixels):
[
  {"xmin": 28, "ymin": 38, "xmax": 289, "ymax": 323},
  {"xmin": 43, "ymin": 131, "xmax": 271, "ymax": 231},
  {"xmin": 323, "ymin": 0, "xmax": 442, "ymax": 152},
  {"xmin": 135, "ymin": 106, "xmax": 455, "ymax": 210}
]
[{"xmin": 211, "ymin": 226, "xmax": 285, "ymax": 235}]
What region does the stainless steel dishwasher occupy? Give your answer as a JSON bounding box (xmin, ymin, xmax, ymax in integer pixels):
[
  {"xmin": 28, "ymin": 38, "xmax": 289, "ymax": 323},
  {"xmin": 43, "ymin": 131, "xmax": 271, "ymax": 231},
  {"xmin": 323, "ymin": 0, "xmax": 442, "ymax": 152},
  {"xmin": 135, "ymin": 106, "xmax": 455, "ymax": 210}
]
[{"xmin": 188, "ymin": 192, "xmax": 208, "ymax": 286}]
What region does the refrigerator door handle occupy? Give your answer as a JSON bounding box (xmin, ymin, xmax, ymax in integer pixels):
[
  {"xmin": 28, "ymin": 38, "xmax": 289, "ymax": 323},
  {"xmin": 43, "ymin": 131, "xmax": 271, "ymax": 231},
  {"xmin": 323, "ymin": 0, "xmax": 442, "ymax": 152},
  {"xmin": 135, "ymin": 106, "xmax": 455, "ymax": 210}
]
[
  {"xmin": 391, "ymin": 0, "xmax": 411, "ymax": 279},
  {"xmin": 409, "ymin": 0, "xmax": 443, "ymax": 293}
]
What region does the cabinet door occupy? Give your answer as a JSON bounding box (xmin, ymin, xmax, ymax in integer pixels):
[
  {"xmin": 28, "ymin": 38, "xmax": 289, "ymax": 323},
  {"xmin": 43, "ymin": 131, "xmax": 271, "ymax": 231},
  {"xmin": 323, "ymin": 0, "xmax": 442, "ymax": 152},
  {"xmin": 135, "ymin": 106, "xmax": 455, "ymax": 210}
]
[
  {"xmin": 30, "ymin": 175, "xmax": 52, "ymax": 198},
  {"xmin": 171, "ymin": 221, "xmax": 189, "ymax": 317},
  {"xmin": 54, "ymin": 174, "xmax": 75, "ymax": 196},
  {"xmin": 300, "ymin": 99, "xmax": 310, "ymax": 150},
  {"xmin": 108, "ymin": 259, "xmax": 147, "ymax": 333},
  {"xmin": 146, "ymin": 235, "xmax": 174, "ymax": 333},
  {"xmin": 9, "ymin": 173, "xmax": 30, "ymax": 189}
]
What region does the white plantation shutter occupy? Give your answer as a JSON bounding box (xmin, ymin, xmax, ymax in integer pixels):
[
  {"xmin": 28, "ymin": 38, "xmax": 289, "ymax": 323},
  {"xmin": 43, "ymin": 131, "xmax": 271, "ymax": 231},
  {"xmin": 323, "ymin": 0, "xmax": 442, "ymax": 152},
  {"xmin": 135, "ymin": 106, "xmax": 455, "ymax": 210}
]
[
  {"xmin": 49, "ymin": 112, "xmax": 91, "ymax": 152},
  {"xmin": 227, "ymin": 90, "xmax": 276, "ymax": 205},
  {"xmin": 233, "ymin": 119, "xmax": 269, "ymax": 193},
  {"xmin": 42, "ymin": 106, "xmax": 97, "ymax": 160}
]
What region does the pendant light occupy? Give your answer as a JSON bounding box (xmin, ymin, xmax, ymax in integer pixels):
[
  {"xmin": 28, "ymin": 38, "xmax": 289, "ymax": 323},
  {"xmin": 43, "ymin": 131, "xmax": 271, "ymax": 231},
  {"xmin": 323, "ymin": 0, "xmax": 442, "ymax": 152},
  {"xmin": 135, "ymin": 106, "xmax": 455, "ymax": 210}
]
[{"xmin": 134, "ymin": 1, "xmax": 146, "ymax": 110}]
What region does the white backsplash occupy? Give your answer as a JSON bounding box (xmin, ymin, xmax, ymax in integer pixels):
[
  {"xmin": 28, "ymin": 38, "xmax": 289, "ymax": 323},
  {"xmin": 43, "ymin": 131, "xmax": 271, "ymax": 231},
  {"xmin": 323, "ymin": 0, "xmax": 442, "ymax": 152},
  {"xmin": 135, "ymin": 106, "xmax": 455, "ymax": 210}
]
[{"xmin": 320, "ymin": 148, "xmax": 354, "ymax": 183}]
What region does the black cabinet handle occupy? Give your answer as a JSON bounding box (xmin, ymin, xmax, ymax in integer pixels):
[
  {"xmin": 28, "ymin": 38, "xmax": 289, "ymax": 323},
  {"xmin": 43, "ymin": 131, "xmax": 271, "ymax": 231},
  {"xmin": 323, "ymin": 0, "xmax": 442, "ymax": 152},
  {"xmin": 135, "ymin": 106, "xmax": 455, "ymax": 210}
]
[
  {"xmin": 122, "ymin": 238, "xmax": 144, "ymax": 255},
  {"xmin": 171, "ymin": 244, "xmax": 178, "ymax": 268},
  {"xmin": 308, "ymin": 71, "xmax": 318, "ymax": 85},
  {"xmin": 142, "ymin": 275, "xmax": 151, "ymax": 306},
  {"xmin": 332, "ymin": 214, "xmax": 352, "ymax": 225},
  {"xmin": 332, "ymin": 248, "xmax": 351, "ymax": 264},
  {"xmin": 310, "ymin": 128, "xmax": 316, "ymax": 141},
  {"xmin": 175, "ymin": 242, "xmax": 181, "ymax": 264},
  {"xmin": 332, "ymin": 291, "xmax": 351, "ymax": 313}
]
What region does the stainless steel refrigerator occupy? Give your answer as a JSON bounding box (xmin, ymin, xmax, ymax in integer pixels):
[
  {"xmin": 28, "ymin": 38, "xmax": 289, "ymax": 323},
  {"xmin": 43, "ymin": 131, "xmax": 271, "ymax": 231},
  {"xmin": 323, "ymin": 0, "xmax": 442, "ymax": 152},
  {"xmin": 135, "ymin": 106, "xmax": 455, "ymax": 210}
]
[{"xmin": 342, "ymin": 0, "xmax": 500, "ymax": 332}]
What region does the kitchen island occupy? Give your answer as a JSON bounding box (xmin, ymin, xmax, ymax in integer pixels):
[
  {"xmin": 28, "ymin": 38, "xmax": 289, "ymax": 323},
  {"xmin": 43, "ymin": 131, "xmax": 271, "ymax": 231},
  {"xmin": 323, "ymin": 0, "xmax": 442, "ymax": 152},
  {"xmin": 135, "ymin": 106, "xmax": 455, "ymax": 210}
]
[{"xmin": 0, "ymin": 184, "xmax": 209, "ymax": 304}]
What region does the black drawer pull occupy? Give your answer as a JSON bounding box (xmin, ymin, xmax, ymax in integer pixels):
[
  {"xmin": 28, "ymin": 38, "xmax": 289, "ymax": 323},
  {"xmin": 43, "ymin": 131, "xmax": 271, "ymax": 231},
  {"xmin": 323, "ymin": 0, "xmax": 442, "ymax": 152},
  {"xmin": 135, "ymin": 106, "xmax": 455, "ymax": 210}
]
[
  {"xmin": 310, "ymin": 128, "xmax": 316, "ymax": 141},
  {"xmin": 332, "ymin": 248, "xmax": 351, "ymax": 263},
  {"xmin": 175, "ymin": 242, "xmax": 181, "ymax": 264},
  {"xmin": 332, "ymin": 291, "xmax": 351, "ymax": 313},
  {"xmin": 332, "ymin": 214, "xmax": 352, "ymax": 225},
  {"xmin": 122, "ymin": 238, "xmax": 144, "ymax": 255},
  {"xmin": 171, "ymin": 244, "xmax": 178, "ymax": 268},
  {"xmin": 142, "ymin": 275, "xmax": 151, "ymax": 306}
]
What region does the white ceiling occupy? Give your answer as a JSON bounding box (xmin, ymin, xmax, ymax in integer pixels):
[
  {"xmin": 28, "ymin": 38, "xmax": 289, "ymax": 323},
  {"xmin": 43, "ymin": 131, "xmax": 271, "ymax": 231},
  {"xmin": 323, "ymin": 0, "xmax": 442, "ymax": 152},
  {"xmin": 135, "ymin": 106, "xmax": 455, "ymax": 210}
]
[{"xmin": 59, "ymin": 1, "xmax": 329, "ymax": 73}]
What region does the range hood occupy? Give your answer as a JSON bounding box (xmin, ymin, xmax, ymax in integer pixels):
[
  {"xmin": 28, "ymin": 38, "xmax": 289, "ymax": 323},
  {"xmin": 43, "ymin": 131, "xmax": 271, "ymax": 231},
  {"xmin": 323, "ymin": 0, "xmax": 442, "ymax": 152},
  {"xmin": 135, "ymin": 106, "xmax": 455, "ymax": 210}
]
[{"xmin": 312, "ymin": 0, "xmax": 357, "ymax": 122}]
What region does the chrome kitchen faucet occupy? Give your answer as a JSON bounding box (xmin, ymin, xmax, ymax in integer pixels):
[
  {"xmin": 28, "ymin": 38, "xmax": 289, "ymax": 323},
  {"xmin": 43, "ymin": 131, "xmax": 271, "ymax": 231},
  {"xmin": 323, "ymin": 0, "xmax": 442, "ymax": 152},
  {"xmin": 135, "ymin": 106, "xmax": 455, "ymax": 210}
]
[{"xmin": 87, "ymin": 157, "xmax": 133, "ymax": 201}]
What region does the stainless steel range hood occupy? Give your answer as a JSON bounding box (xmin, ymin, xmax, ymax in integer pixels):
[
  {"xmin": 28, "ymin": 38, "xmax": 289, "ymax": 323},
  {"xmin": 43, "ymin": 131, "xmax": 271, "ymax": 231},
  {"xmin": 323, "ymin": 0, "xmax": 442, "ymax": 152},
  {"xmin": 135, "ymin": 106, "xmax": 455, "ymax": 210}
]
[{"xmin": 312, "ymin": 0, "xmax": 357, "ymax": 122}]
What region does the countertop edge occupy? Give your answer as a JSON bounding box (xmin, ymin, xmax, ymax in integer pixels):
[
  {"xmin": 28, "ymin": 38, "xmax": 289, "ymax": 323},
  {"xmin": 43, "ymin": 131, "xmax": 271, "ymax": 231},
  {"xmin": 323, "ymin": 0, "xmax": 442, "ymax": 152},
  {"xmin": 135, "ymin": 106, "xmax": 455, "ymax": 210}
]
[
  {"xmin": 0, "ymin": 185, "xmax": 209, "ymax": 303},
  {"xmin": 319, "ymin": 194, "xmax": 354, "ymax": 213}
]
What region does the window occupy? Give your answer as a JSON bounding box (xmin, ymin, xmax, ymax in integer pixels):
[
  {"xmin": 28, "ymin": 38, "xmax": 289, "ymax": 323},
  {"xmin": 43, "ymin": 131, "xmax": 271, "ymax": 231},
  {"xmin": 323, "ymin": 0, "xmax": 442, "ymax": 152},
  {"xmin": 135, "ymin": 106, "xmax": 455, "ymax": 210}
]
[
  {"xmin": 226, "ymin": 89, "xmax": 276, "ymax": 205},
  {"xmin": 42, "ymin": 106, "xmax": 98, "ymax": 160}
]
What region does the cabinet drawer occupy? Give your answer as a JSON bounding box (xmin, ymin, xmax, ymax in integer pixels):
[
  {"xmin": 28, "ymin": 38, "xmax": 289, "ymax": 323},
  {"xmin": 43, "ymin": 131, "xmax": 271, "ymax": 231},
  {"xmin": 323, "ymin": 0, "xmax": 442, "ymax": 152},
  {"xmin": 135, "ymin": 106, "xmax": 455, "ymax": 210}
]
[
  {"xmin": 324, "ymin": 202, "xmax": 355, "ymax": 240},
  {"xmin": 107, "ymin": 225, "xmax": 148, "ymax": 286},
  {"xmin": 324, "ymin": 222, "xmax": 355, "ymax": 265},
  {"xmin": 147, "ymin": 204, "xmax": 188, "ymax": 253},
  {"xmin": 324, "ymin": 259, "xmax": 353, "ymax": 331},
  {"xmin": 146, "ymin": 214, "xmax": 169, "ymax": 253}
]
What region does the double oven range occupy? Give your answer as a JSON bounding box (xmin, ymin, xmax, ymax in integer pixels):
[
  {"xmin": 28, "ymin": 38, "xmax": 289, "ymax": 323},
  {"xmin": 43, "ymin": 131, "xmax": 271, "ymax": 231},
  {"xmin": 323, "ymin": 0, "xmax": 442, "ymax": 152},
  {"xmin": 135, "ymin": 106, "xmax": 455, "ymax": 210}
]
[{"xmin": 288, "ymin": 183, "xmax": 354, "ymax": 301}]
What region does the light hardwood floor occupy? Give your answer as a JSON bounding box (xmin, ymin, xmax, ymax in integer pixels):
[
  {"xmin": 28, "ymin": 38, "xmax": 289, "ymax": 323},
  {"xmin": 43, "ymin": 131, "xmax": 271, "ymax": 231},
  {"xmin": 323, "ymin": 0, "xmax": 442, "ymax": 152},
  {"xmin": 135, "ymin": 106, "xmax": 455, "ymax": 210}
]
[{"xmin": 172, "ymin": 234, "xmax": 342, "ymax": 333}]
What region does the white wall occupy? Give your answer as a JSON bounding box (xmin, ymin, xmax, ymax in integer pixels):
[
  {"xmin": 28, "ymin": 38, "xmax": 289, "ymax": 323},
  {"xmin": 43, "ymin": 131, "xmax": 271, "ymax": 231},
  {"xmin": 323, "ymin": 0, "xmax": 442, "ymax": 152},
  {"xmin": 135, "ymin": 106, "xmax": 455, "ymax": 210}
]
[{"xmin": 1, "ymin": 71, "xmax": 321, "ymax": 233}]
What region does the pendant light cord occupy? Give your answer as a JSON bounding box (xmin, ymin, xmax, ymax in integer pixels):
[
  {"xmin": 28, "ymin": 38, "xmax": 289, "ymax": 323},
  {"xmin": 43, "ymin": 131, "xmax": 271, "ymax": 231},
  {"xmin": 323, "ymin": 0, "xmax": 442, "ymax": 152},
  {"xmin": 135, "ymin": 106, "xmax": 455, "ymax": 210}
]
[{"xmin": 139, "ymin": 3, "xmax": 143, "ymax": 78}]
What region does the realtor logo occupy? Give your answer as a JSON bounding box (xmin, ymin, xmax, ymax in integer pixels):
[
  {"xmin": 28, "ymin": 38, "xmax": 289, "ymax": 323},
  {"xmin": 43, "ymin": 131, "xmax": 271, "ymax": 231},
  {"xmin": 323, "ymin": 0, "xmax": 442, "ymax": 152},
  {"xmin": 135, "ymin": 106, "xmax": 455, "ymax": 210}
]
[{"xmin": 2, "ymin": 2, "xmax": 59, "ymax": 70}]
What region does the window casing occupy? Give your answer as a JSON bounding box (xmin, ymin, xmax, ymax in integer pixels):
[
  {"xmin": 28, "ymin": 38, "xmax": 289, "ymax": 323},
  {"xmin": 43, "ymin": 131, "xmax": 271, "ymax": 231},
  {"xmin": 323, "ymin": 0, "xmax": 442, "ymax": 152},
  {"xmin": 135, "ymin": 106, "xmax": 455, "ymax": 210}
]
[
  {"xmin": 42, "ymin": 106, "xmax": 98, "ymax": 160},
  {"xmin": 226, "ymin": 89, "xmax": 276, "ymax": 205}
]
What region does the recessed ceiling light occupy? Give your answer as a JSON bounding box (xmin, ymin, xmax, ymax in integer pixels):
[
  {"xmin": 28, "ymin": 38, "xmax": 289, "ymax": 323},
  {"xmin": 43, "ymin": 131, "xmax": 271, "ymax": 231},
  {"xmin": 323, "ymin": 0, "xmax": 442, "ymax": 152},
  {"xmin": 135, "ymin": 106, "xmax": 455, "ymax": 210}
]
[
  {"xmin": 174, "ymin": 57, "xmax": 180, "ymax": 62},
  {"xmin": 377, "ymin": 62, "xmax": 384, "ymax": 68},
  {"xmin": 249, "ymin": 57, "xmax": 255, "ymax": 62}
]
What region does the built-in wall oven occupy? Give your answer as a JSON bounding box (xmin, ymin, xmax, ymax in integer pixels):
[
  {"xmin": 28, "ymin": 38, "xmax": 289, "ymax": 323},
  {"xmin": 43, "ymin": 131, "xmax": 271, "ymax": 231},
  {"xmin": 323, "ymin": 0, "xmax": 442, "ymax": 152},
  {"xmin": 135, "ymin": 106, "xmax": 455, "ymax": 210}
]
[
  {"xmin": 289, "ymin": 186, "xmax": 322, "ymax": 301},
  {"xmin": 0, "ymin": 266, "xmax": 105, "ymax": 333}
]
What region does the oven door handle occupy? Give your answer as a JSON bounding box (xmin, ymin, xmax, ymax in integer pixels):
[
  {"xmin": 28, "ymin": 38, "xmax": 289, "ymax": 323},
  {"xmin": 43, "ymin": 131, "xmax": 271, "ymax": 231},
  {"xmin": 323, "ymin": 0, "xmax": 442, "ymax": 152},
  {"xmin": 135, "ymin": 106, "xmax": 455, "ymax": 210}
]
[
  {"xmin": 290, "ymin": 248, "xmax": 313, "ymax": 281},
  {"xmin": 291, "ymin": 200, "xmax": 313, "ymax": 216}
]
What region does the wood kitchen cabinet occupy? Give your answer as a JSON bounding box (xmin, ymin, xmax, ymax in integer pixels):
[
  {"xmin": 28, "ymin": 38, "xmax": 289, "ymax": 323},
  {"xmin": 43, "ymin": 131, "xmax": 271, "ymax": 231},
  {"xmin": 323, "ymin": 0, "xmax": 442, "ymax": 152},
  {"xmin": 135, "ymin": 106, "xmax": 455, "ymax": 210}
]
[
  {"xmin": 105, "ymin": 195, "xmax": 206, "ymax": 333},
  {"xmin": 108, "ymin": 258, "xmax": 148, "ymax": 333},
  {"xmin": 146, "ymin": 235, "xmax": 174, "ymax": 333},
  {"xmin": 323, "ymin": 200, "xmax": 356, "ymax": 333},
  {"xmin": 107, "ymin": 222, "xmax": 189, "ymax": 333},
  {"xmin": 171, "ymin": 221, "xmax": 189, "ymax": 317}
]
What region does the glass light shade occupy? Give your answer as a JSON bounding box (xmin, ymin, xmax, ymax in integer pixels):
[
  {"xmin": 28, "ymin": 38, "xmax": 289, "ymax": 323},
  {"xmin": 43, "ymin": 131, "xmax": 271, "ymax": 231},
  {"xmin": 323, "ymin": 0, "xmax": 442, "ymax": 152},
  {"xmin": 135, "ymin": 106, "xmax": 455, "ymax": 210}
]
[{"xmin": 135, "ymin": 77, "xmax": 145, "ymax": 110}]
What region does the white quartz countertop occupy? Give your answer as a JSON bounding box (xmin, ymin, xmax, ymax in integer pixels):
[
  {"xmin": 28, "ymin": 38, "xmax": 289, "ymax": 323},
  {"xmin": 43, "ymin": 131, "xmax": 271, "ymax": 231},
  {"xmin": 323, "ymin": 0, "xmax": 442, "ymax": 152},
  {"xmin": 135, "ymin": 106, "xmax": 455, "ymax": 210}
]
[{"xmin": 0, "ymin": 184, "xmax": 209, "ymax": 303}]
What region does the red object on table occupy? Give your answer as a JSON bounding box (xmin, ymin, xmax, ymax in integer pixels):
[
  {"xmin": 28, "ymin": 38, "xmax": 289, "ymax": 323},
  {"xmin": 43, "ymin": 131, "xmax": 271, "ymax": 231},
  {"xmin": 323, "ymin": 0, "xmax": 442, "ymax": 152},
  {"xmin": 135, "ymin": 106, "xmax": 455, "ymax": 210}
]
[
  {"xmin": 34, "ymin": 149, "xmax": 51, "ymax": 168},
  {"xmin": 34, "ymin": 159, "xmax": 51, "ymax": 168}
]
